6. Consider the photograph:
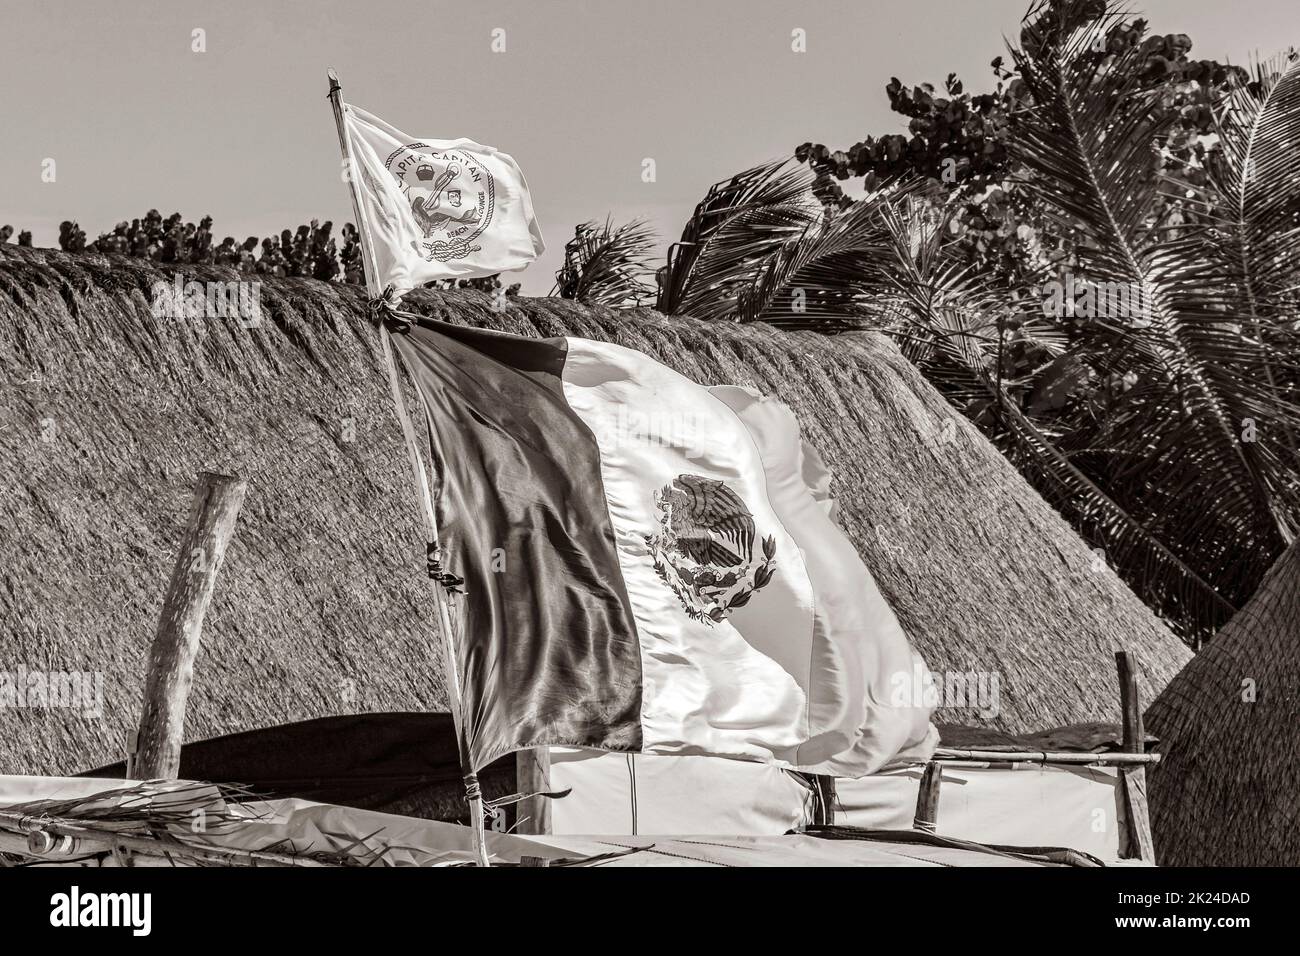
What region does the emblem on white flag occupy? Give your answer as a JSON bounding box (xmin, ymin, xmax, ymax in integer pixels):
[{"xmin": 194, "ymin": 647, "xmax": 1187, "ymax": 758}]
[
  {"xmin": 386, "ymin": 145, "xmax": 494, "ymax": 262},
  {"xmin": 645, "ymin": 475, "xmax": 778, "ymax": 625}
]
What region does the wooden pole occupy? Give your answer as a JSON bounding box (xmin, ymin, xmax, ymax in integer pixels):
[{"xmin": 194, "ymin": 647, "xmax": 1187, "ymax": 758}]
[
  {"xmin": 515, "ymin": 748, "xmax": 552, "ymax": 834},
  {"xmin": 1115, "ymin": 650, "xmax": 1156, "ymax": 863},
  {"xmin": 406, "ymin": 382, "xmax": 489, "ymax": 865},
  {"xmin": 326, "ymin": 69, "xmax": 380, "ymax": 292},
  {"xmin": 124, "ymin": 730, "xmax": 138, "ymax": 779},
  {"xmin": 912, "ymin": 760, "xmax": 943, "ymax": 833},
  {"xmin": 326, "ymin": 69, "xmax": 489, "ymax": 867},
  {"xmin": 1117, "ymin": 650, "xmax": 1145, "ymax": 752},
  {"xmin": 135, "ymin": 472, "xmax": 247, "ymax": 779},
  {"xmin": 810, "ymin": 774, "xmax": 837, "ymax": 826}
]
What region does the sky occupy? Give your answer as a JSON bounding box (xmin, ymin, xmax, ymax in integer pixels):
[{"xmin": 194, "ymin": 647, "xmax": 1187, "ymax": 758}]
[{"xmin": 1, "ymin": 0, "xmax": 1296, "ymax": 293}]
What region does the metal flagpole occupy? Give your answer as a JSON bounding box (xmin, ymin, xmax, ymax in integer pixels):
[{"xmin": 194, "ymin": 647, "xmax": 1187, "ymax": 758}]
[{"xmin": 325, "ymin": 69, "xmax": 491, "ymax": 867}]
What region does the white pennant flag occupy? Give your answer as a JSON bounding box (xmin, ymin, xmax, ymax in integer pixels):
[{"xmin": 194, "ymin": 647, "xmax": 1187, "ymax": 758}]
[{"xmin": 343, "ymin": 104, "xmax": 545, "ymax": 297}]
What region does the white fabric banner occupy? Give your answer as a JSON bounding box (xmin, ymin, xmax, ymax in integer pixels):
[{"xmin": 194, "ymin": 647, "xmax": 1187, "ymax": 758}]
[
  {"xmin": 343, "ymin": 104, "xmax": 545, "ymax": 296},
  {"xmin": 836, "ymin": 763, "xmax": 1124, "ymax": 859},
  {"xmin": 548, "ymin": 748, "xmax": 808, "ymax": 835},
  {"xmin": 548, "ymin": 750, "xmax": 1125, "ymax": 859}
]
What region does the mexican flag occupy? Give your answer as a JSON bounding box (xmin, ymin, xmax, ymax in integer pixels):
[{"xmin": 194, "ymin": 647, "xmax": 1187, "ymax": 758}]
[{"xmin": 394, "ymin": 317, "xmax": 938, "ymax": 775}]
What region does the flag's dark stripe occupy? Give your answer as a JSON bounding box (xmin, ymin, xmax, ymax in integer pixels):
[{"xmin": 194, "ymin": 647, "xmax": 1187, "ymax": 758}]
[{"xmin": 393, "ymin": 319, "xmax": 643, "ymax": 769}]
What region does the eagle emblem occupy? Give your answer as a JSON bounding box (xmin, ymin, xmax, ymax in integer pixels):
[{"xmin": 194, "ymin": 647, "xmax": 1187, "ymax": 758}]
[{"xmin": 644, "ymin": 474, "xmax": 777, "ymax": 625}]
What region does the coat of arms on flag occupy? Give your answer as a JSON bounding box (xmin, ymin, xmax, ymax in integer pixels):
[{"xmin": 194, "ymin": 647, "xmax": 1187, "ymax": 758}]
[{"xmin": 645, "ymin": 475, "xmax": 778, "ymax": 625}]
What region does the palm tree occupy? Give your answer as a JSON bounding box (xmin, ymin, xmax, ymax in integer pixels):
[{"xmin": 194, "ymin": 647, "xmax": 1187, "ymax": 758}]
[{"xmin": 1004, "ymin": 1, "xmax": 1300, "ymax": 639}]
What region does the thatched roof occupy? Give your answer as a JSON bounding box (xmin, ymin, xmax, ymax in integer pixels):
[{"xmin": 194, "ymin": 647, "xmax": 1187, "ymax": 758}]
[
  {"xmin": 1146, "ymin": 540, "xmax": 1299, "ymax": 865},
  {"xmin": 0, "ymin": 246, "xmax": 1189, "ymax": 776}
]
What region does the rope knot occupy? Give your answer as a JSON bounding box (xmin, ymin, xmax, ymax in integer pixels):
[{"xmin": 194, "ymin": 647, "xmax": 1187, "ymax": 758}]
[
  {"xmin": 368, "ymin": 285, "xmax": 411, "ymax": 334},
  {"xmin": 427, "ymin": 542, "xmax": 466, "ymax": 594},
  {"xmin": 462, "ymin": 773, "xmax": 483, "ymax": 802}
]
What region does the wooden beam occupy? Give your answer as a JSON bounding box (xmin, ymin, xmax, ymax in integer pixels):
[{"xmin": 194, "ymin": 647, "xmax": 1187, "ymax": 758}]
[
  {"xmin": 134, "ymin": 472, "xmax": 247, "ymax": 780},
  {"xmin": 1115, "ymin": 650, "xmax": 1156, "ymax": 863},
  {"xmin": 1116, "ymin": 650, "xmax": 1144, "ymax": 753},
  {"xmin": 934, "ymin": 748, "xmax": 1159, "ymax": 766},
  {"xmin": 515, "ymin": 747, "xmax": 552, "ymax": 835},
  {"xmin": 1119, "ymin": 767, "xmax": 1155, "ymax": 861},
  {"xmin": 913, "ymin": 760, "xmax": 942, "ymax": 833}
]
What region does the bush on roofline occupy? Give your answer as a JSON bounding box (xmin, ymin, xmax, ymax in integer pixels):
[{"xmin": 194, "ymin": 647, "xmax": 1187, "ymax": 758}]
[{"xmin": 0, "ymin": 213, "xmax": 520, "ymax": 296}]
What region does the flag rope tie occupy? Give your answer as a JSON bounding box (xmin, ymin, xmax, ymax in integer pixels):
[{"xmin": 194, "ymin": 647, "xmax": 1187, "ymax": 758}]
[
  {"xmin": 367, "ymin": 286, "xmax": 417, "ymax": 335},
  {"xmin": 427, "ymin": 542, "xmax": 466, "ymax": 594},
  {"xmin": 462, "ymin": 774, "xmax": 483, "ymax": 802}
]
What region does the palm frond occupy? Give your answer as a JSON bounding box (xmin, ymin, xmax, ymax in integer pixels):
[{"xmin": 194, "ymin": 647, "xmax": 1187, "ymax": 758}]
[
  {"xmin": 734, "ymin": 184, "xmax": 905, "ymax": 328},
  {"xmin": 656, "ymin": 160, "xmax": 822, "ymax": 320},
  {"xmin": 551, "ymin": 217, "xmax": 658, "ymax": 307},
  {"xmin": 1012, "ymin": 2, "xmax": 1174, "ymax": 272},
  {"xmin": 1165, "ymin": 54, "xmax": 1300, "ymax": 464},
  {"xmin": 1191, "ymin": 51, "xmax": 1300, "ymax": 306}
]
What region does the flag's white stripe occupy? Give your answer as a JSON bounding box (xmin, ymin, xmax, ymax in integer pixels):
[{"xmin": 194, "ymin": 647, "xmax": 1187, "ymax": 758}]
[
  {"xmin": 559, "ymin": 338, "xmax": 817, "ymax": 765},
  {"xmin": 710, "ymin": 387, "xmax": 938, "ymax": 774}
]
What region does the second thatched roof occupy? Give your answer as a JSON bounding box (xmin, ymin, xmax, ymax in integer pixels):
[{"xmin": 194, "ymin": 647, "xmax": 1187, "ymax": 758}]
[
  {"xmin": 1146, "ymin": 539, "xmax": 1300, "ymax": 865},
  {"xmin": 0, "ymin": 246, "xmax": 1189, "ymax": 775}
]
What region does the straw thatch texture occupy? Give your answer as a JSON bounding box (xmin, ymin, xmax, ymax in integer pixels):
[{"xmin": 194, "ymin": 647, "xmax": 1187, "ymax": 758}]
[
  {"xmin": 0, "ymin": 246, "xmax": 1189, "ymax": 776},
  {"xmin": 1146, "ymin": 540, "xmax": 1300, "ymax": 865}
]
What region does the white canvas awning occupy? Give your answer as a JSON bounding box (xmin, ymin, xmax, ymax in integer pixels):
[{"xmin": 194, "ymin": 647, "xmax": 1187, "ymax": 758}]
[{"xmin": 548, "ymin": 749, "xmax": 1128, "ymax": 861}]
